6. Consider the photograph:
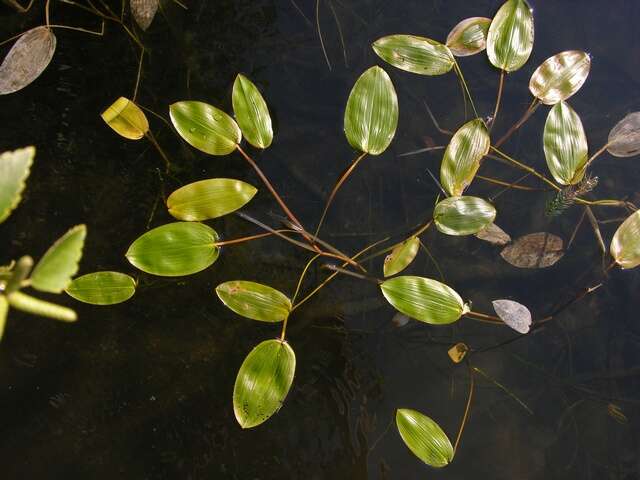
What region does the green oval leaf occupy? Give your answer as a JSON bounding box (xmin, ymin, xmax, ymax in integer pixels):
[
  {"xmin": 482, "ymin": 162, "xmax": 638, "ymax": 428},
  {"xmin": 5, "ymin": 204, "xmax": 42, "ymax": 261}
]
[
  {"xmin": 101, "ymin": 97, "xmax": 149, "ymax": 140},
  {"xmin": 383, "ymin": 236, "xmax": 420, "ymax": 277},
  {"xmin": 0, "ymin": 146, "xmax": 34, "ymax": 224},
  {"xmin": 543, "ymin": 101, "xmax": 588, "ymax": 185},
  {"xmin": 446, "ymin": 17, "xmax": 491, "ymax": 57},
  {"xmin": 232, "ymin": 74, "xmax": 273, "ymax": 149},
  {"xmin": 344, "ymin": 66, "xmax": 398, "ymax": 155},
  {"xmin": 440, "ymin": 118, "xmax": 490, "ymax": 196},
  {"xmin": 607, "ymin": 112, "xmax": 640, "ymax": 158},
  {"xmin": 0, "ymin": 295, "xmax": 7, "ymax": 341},
  {"xmin": 167, "ymin": 178, "xmax": 257, "ymax": 221},
  {"xmin": 31, "ymin": 225, "xmax": 86, "ymax": 293},
  {"xmin": 372, "ymin": 34, "xmax": 455, "ymax": 76},
  {"xmin": 216, "ymin": 281, "xmax": 291, "ymax": 322},
  {"xmin": 611, "ymin": 210, "xmax": 640, "ymax": 269},
  {"xmin": 529, "ymin": 50, "xmax": 591, "ymax": 105},
  {"xmin": 487, "ymin": 0, "xmax": 534, "ymax": 72},
  {"xmin": 65, "ymin": 271, "xmax": 136, "ymax": 305},
  {"xmin": 170, "ymin": 101, "xmax": 241, "ymax": 155},
  {"xmin": 7, "ymin": 291, "xmax": 77, "ymax": 322},
  {"xmin": 380, "ymin": 276, "xmax": 468, "ymax": 325},
  {"xmin": 126, "ymin": 222, "xmax": 219, "ymax": 277},
  {"xmin": 434, "ymin": 196, "xmax": 497, "ymax": 236},
  {"xmin": 396, "ymin": 409, "xmax": 454, "ymax": 468},
  {"xmin": 233, "ymin": 339, "xmax": 296, "ymax": 429}
]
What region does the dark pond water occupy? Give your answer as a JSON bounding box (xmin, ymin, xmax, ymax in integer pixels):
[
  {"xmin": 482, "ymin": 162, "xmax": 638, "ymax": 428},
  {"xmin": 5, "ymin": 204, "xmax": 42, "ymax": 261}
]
[{"xmin": 2, "ymin": 0, "xmax": 640, "ymax": 478}]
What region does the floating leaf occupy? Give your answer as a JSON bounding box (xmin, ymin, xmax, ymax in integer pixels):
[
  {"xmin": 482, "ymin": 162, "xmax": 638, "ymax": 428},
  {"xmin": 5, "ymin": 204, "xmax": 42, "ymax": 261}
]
[
  {"xmin": 384, "ymin": 237, "xmax": 420, "ymax": 277},
  {"xmin": 0, "ymin": 295, "xmax": 7, "ymax": 341},
  {"xmin": 607, "ymin": 112, "xmax": 640, "ymax": 158},
  {"xmin": 475, "ymin": 223, "xmax": 511, "ymax": 246},
  {"xmin": 101, "ymin": 97, "xmax": 149, "ymax": 140},
  {"xmin": 126, "ymin": 222, "xmax": 220, "ymax": 276},
  {"xmin": 440, "ymin": 118, "xmax": 490, "ymax": 196},
  {"xmin": 0, "ymin": 146, "xmax": 34, "ymax": 224},
  {"xmin": 344, "ymin": 66, "xmax": 398, "ymax": 155},
  {"xmin": 30, "ymin": 225, "xmax": 86, "ymax": 293},
  {"xmin": 232, "ymin": 74, "xmax": 273, "ymax": 149},
  {"xmin": 492, "ymin": 299, "xmax": 531, "ymax": 334},
  {"xmin": 216, "ymin": 281, "xmax": 291, "ymax": 322},
  {"xmin": 487, "ymin": 0, "xmax": 534, "ymax": 72},
  {"xmin": 529, "ymin": 50, "xmax": 591, "ymax": 105},
  {"xmin": 433, "ymin": 196, "xmax": 496, "ymax": 236},
  {"xmin": 543, "ymin": 101, "xmax": 588, "ymax": 185},
  {"xmin": 396, "ymin": 409, "xmax": 454, "ymax": 468},
  {"xmin": 170, "ymin": 101, "xmax": 241, "ymax": 155},
  {"xmin": 130, "ymin": 0, "xmax": 158, "ymax": 31},
  {"xmin": 610, "ymin": 210, "xmax": 640, "ymax": 269},
  {"xmin": 446, "ymin": 17, "xmax": 492, "ymax": 57},
  {"xmin": 233, "ymin": 339, "xmax": 296, "ymax": 429},
  {"xmin": 500, "ymin": 232, "xmax": 564, "ymax": 268},
  {"xmin": 447, "ymin": 343, "xmax": 469, "ymax": 363},
  {"xmin": 380, "ymin": 276, "xmax": 468, "ymax": 325},
  {"xmin": 65, "ymin": 271, "xmax": 136, "ymax": 305},
  {"xmin": 167, "ymin": 178, "xmax": 257, "ymax": 221},
  {"xmin": 372, "ymin": 35, "xmax": 455, "ymax": 75},
  {"xmin": 0, "ymin": 26, "xmax": 56, "ymax": 95},
  {"xmin": 7, "ymin": 291, "xmax": 76, "ymax": 322}
]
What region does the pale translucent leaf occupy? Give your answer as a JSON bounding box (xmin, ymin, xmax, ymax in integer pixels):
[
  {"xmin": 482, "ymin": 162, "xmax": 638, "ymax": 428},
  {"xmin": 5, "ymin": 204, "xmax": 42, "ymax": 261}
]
[
  {"xmin": 607, "ymin": 112, "xmax": 640, "ymax": 158},
  {"xmin": 492, "ymin": 299, "xmax": 531, "ymax": 333},
  {"xmin": 487, "ymin": 0, "xmax": 534, "ymax": 72},
  {"xmin": 610, "ymin": 210, "xmax": 640, "ymax": 269},
  {"xmin": 130, "ymin": 0, "xmax": 158, "ymax": 31},
  {"xmin": 529, "ymin": 50, "xmax": 591, "ymax": 105},
  {"xmin": 446, "ymin": 17, "xmax": 491, "ymax": 57},
  {"xmin": 101, "ymin": 97, "xmax": 150, "ymax": 140},
  {"xmin": 475, "ymin": 223, "xmax": 511, "ymax": 246}
]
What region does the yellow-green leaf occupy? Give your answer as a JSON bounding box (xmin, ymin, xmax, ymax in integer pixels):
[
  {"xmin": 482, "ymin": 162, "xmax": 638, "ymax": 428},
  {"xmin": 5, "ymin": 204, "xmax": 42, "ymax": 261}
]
[
  {"xmin": 396, "ymin": 409, "xmax": 454, "ymax": 468},
  {"xmin": 344, "ymin": 66, "xmax": 398, "ymax": 155},
  {"xmin": 31, "ymin": 225, "xmax": 86, "ymax": 293},
  {"xmin": 383, "ymin": 237, "xmax": 419, "ymax": 277},
  {"xmin": 216, "ymin": 281, "xmax": 291, "ymax": 322},
  {"xmin": 611, "ymin": 210, "xmax": 640, "ymax": 269},
  {"xmin": 440, "ymin": 118, "xmax": 490, "ymax": 196},
  {"xmin": 167, "ymin": 178, "xmax": 257, "ymax": 221},
  {"xmin": 487, "ymin": 0, "xmax": 534, "ymax": 72},
  {"xmin": 233, "ymin": 339, "xmax": 296, "ymax": 429},
  {"xmin": 529, "ymin": 50, "xmax": 591, "ymax": 105},
  {"xmin": 7, "ymin": 291, "xmax": 77, "ymax": 322},
  {"xmin": 446, "ymin": 17, "xmax": 491, "ymax": 57},
  {"xmin": 0, "ymin": 146, "xmax": 34, "ymax": 224},
  {"xmin": 372, "ymin": 34, "xmax": 455, "ymax": 76},
  {"xmin": 101, "ymin": 97, "xmax": 149, "ymax": 140},
  {"xmin": 170, "ymin": 101, "xmax": 241, "ymax": 155},
  {"xmin": 543, "ymin": 101, "xmax": 588, "ymax": 185},
  {"xmin": 0, "ymin": 295, "xmax": 7, "ymax": 341},
  {"xmin": 607, "ymin": 112, "xmax": 640, "ymax": 158},
  {"xmin": 380, "ymin": 276, "xmax": 468, "ymax": 325},
  {"xmin": 232, "ymin": 74, "xmax": 273, "ymax": 149},
  {"xmin": 126, "ymin": 222, "xmax": 220, "ymax": 277},
  {"xmin": 434, "ymin": 196, "xmax": 497, "ymax": 236},
  {"xmin": 65, "ymin": 271, "xmax": 136, "ymax": 305}
]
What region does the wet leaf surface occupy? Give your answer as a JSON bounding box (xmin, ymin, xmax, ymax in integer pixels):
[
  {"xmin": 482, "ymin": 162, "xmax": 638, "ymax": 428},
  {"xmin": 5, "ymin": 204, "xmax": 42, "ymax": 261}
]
[
  {"xmin": 487, "ymin": 0, "xmax": 534, "ymax": 72},
  {"xmin": 500, "ymin": 232, "xmax": 564, "ymax": 268},
  {"xmin": 529, "ymin": 50, "xmax": 591, "ymax": 105},
  {"xmin": 232, "ymin": 74, "xmax": 273, "ymax": 149},
  {"xmin": 383, "ymin": 237, "xmax": 419, "ymax": 277},
  {"xmin": 446, "ymin": 17, "xmax": 491, "ymax": 57},
  {"xmin": 396, "ymin": 409, "xmax": 454, "ymax": 468},
  {"xmin": 433, "ymin": 196, "xmax": 496, "ymax": 236}
]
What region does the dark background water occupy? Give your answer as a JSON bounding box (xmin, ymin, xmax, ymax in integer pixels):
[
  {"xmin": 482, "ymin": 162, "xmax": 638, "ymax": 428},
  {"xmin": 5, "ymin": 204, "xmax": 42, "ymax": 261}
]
[{"xmin": 1, "ymin": 0, "xmax": 640, "ymax": 478}]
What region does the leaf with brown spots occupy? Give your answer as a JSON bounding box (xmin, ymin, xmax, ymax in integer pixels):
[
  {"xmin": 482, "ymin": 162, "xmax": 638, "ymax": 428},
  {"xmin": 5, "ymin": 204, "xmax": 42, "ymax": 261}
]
[{"xmin": 500, "ymin": 232, "xmax": 564, "ymax": 268}]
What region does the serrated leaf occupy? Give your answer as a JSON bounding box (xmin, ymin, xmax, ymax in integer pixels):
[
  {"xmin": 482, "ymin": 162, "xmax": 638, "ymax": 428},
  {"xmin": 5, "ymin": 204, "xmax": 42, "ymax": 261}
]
[
  {"xmin": 216, "ymin": 281, "xmax": 291, "ymax": 322},
  {"xmin": 543, "ymin": 101, "xmax": 588, "ymax": 185},
  {"xmin": 446, "ymin": 17, "xmax": 491, "ymax": 57},
  {"xmin": 170, "ymin": 101, "xmax": 241, "ymax": 155},
  {"xmin": 344, "ymin": 66, "xmax": 398, "ymax": 155},
  {"xmin": 500, "ymin": 232, "xmax": 564, "ymax": 268},
  {"xmin": 396, "ymin": 409, "xmax": 454, "ymax": 468},
  {"xmin": 487, "ymin": 0, "xmax": 534, "ymax": 72},
  {"xmin": 475, "ymin": 223, "xmax": 511, "ymax": 246},
  {"xmin": 30, "ymin": 225, "xmax": 86, "ymax": 293},
  {"xmin": 433, "ymin": 196, "xmax": 496, "ymax": 236},
  {"xmin": 232, "ymin": 74, "xmax": 273, "ymax": 149},
  {"xmin": 0, "ymin": 295, "xmax": 7, "ymax": 341},
  {"xmin": 167, "ymin": 178, "xmax": 257, "ymax": 221},
  {"xmin": 440, "ymin": 118, "xmax": 490, "ymax": 196},
  {"xmin": 233, "ymin": 339, "xmax": 296, "ymax": 429},
  {"xmin": 492, "ymin": 299, "xmax": 531, "ymax": 333},
  {"xmin": 372, "ymin": 35, "xmax": 455, "ymax": 75},
  {"xmin": 101, "ymin": 97, "xmax": 149, "ymax": 140},
  {"xmin": 126, "ymin": 222, "xmax": 220, "ymax": 277},
  {"xmin": 610, "ymin": 210, "xmax": 640, "ymax": 269},
  {"xmin": 65, "ymin": 271, "xmax": 136, "ymax": 305},
  {"xmin": 0, "ymin": 26, "xmax": 56, "ymax": 95},
  {"xmin": 130, "ymin": 0, "xmax": 158, "ymax": 31},
  {"xmin": 7, "ymin": 291, "xmax": 76, "ymax": 322},
  {"xmin": 529, "ymin": 50, "xmax": 591, "ymax": 105},
  {"xmin": 384, "ymin": 237, "xmax": 419, "ymax": 277},
  {"xmin": 607, "ymin": 112, "xmax": 640, "ymax": 158},
  {"xmin": 380, "ymin": 276, "xmax": 468, "ymax": 325},
  {"xmin": 0, "ymin": 146, "xmax": 34, "ymax": 224}
]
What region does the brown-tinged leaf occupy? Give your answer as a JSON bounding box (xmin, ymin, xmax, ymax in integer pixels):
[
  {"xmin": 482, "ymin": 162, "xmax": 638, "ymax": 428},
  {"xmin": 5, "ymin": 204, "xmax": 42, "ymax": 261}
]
[
  {"xmin": 447, "ymin": 343, "xmax": 468, "ymax": 363},
  {"xmin": 607, "ymin": 112, "xmax": 640, "ymax": 158},
  {"xmin": 492, "ymin": 299, "xmax": 531, "ymax": 333},
  {"xmin": 475, "ymin": 223, "xmax": 511, "ymax": 246},
  {"xmin": 131, "ymin": 0, "xmax": 159, "ymax": 31},
  {"xmin": 500, "ymin": 232, "xmax": 564, "ymax": 268}
]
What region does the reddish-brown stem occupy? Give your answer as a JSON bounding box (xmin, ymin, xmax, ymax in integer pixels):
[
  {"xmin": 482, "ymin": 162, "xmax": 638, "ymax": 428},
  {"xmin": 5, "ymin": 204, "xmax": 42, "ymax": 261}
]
[
  {"xmin": 490, "ymin": 70, "xmax": 506, "ymax": 132},
  {"xmin": 494, "ymin": 98, "xmax": 540, "ymax": 148},
  {"xmin": 453, "ymin": 363, "xmax": 475, "ymax": 455}
]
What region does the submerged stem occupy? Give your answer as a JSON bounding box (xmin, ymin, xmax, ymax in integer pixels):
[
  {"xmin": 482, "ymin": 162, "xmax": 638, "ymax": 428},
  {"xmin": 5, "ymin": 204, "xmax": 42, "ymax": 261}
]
[
  {"xmin": 453, "ymin": 363, "xmax": 475, "ymax": 455},
  {"xmin": 490, "ymin": 70, "xmax": 506, "ymax": 131},
  {"xmin": 494, "ymin": 97, "xmax": 540, "ymax": 148},
  {"xmin": 453, "ymin": 61, "xmax": 479, "ymax": 119}
]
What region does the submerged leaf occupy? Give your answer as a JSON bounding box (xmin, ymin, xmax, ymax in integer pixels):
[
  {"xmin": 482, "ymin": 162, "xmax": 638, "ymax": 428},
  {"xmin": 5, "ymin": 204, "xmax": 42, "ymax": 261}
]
[
  {"xmin": 446, "ymin": 17, "xmax": 491, "ymax": 57},
  {"xmin": 232, "ymin": 74, "xmax": 273, "ymax": 149},
  {"xmin": 66, "ymin": 271, "xmax": 136, "ymax": 305},
  {"xmin": 396, "ymin": 409, "xmax": 454, "ymax": 468},
  {"xmin": 500, "ymin": 232, "xmax": 564, "ymax": 268},
  {"xmin": 101, "ymin": 97, "xmax": 150, "ymax": 140},
  {"xmin": 126, "ymin": 222, "xmax": 220, "ymax": 276},
  {"xmin": 529, "ymin": 51, "xmax": 591, "ymax": 105},
  {"xmin": 475, "ymin": 223, "xmax": 511, "ymax": 246},
  {"xmin": 372, "ymin": 35, "xmax": 455, "ymax": 75},
  {"xmin": 167, "ymin": 178, "xmax": 257, "ymax": 221},
  {"xmin": 216, "ymin": 281, "xmax": 291, "ymax": 322},
  {"xmin": 0, "ymin": 146, "xmax": 34, "ymax": 224},
  {"xmin": 7, "ymin": 291, "xmax": 76, "ymax": 322},
  {"xmin": 380, "ymin": 276, "xmax": 468, "ymax": 325},
  {"xmin": 233, "ymin": 339, "xmax": 296, "ymax": 429},
  {"xmin": 492, "ymin": 299, "xmax": 532, "ymax": 333},
  {"xmin": 487, "ymin": 0, "xmax": 534, "ymax": 72},
  {"xmin": 392, "ymin": 312, "xmax": 411, "ymax": 328},
  {"xmin": 433, "ymin": 196, "xmax": 496, "ymax": 236},
  {"xmin": 130, "ymin": 0, "xmax": 159, "ymax": 31},
  {"xmin": 610, "ymin": 210, "xmax": 640, "ymax": 269},
  {"xmin": 607, "ymin": 112, "xmax": 640, "ymax": 158},
  {"xmin": 31, "ymin": 225, "xmax": 86, "ymax": 293},
  {"xmin": 344, "ymin": 66, "xmax": 398, "ymax": 155},
  {"xmin": 447, "ymin": 343, "xmax": 469, "ymax": 363},
  {"xmin": 0, "ymin": 26, "xmax": 56, "ymax": 95},
  {"xmin": 384, "ymin": 237, "xmax": 420, "ymax": 277}
]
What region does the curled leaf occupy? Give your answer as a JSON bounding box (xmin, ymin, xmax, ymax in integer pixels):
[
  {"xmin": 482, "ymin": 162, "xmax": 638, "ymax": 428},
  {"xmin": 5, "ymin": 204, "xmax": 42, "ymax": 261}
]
[
  {"xmin": 607, "ymin": 112, "xmax": 640, "ymax": 158},
  {"xmin": 433, "ymin": 196, "xmax": 496, "ymax": 236},
  {"xmin": 373, "ymin": 35, "xmax": 455, "ymax": 76},
  {"xmin": 475, "ymin": 223, "xmax": 511, "ymax": 246},
  {"xmin": 66, "ymin": 271, "xmax": 136, "ymax": 305},
  {"xmin": 384, "ymin": 237, "xmax": 419, "ymax": 277},
  {"xmin": 610, "ymin": 210, "xmax": 640, "ymax": 269},
  {"xmin": 0, "ymin": 146, "xmax": 34, "ymax": 224},
  {"xmin": 396, "ymin": 409, "xmax": 454, "ymax": 468},
  {"xmin": 232, "ymin": 74, "xmax": 273, "ymax": 149},
  {"xmin": 529, "ymin": 50, "xmax": 591, "ymax": 105},
  {"xmin": 101, "ymin": 97, "xmax": 150, "ymax": 140},
  {"xmin": 130, "ymin": 0, "xmax": 159, "ymax": 31},
  {"xmin": 487, "ymin": 0, "xmax": 534, "ymax": 72},
  {"xmin": 446, "ymin": 17, "xmax": 491, "ymax": 57},
  {"xmin": 216, "ymin": 281, "xmax": 291, "ymax": 322},
  {"xmin": 492, "ymin": 299, "xmax": 532, "ymax": 333},
  {"xmin": 500, "ymin": 232, "xmax": 564, "ymax": 268},
  {"xmin": 31, "ymin": 225, "xmax": 86, "ymax": 293}
]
